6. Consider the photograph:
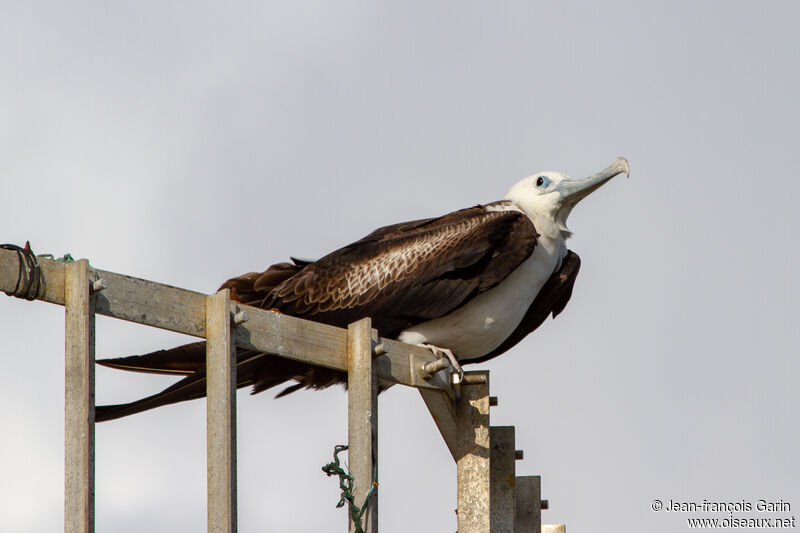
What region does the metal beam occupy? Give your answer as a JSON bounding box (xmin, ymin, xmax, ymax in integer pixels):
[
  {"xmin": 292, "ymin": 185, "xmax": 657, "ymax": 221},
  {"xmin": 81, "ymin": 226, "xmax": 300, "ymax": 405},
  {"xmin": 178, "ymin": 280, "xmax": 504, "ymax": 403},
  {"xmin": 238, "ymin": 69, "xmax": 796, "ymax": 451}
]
[
  {"xmin": 418, "ymin": 388, "xmax": 457, "ymax": 460},
  {"xmin": 95, "ymin": 268, "xmax": 206, "ymax": 337},
  {"xmin": 206, "ymin": 290, "xmax": 237, "ymax": 533},
  {"xmin": 5, "ymin": 248, "xmax": 571, "ymax": 532},
  {"xmin": 456, "ymin": 371, "xmax": 491, "ymax": 533},
  {"xmin": 490, "ymin": 426, "xmax": 516, "ymax": 532},
  {"xmin": 514, "ymin": 476, "xmax": 541, "ymax": 533},
  {"xmin": 64, "ymin": 259, "xmax": 95, "ymax": 533},
  {"xmin": 0, "ymin": 247, "xmax": 66, "ymax": 304},
  {"xmin": 0, "ymin": 249, "xmax": 454, "ymax": 392},
  {"xmin": 347, "ymin": 318, "xmax": 378, "ymax": 533}
]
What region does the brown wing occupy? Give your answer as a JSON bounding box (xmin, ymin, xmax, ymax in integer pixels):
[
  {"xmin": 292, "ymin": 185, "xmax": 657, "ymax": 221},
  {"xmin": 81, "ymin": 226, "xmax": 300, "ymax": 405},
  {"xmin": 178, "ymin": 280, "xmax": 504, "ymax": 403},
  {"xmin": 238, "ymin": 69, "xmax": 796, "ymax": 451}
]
[
  {"xmin": 265, "ymin": 206, "xmax": 539, "ymax": 338},
  {"xmin": 96, "ymin": 206, "xmax": 540, "ymax": 420},
  {"xmin": 218, "ymin": 258, "xmax": 310, "ymax": 306},
  {"xmin": 465, "ymin": 250, "xmax": 581, "ymax": 364}
]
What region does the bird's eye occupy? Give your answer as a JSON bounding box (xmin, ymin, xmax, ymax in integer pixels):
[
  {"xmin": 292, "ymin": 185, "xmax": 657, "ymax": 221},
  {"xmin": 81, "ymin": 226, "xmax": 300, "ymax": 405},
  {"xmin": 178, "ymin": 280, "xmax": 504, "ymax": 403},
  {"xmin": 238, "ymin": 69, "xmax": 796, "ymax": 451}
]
[{"xmin": 536, "ymin": 176, "xmax": 547, "ymax": 187}]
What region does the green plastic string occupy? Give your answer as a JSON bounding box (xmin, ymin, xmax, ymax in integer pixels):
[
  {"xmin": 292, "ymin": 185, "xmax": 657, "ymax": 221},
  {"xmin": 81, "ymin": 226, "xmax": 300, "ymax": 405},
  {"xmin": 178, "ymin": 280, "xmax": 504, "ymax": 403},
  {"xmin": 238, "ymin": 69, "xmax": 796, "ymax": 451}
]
[{"xmin": 321, "ymin": 444, "xmax": 377, "ymax": 533}]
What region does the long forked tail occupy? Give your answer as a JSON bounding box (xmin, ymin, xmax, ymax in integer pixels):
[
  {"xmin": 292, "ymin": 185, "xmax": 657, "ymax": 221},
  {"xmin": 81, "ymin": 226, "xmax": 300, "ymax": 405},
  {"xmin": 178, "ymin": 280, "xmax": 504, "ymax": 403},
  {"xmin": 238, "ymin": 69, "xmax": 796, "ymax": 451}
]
[
  {"xmin": 95, "ymin": 368, "xmax": 213, "ymax": 421},
  {"xmin": 96, "ymin": 342, "xmax": 348, "ymax": 422},
  {"xmin": 95, "ymin": 345, "xmax": 267, "ymax": 422},
  {"xmin": 97, "ymin": 341, "xmax": 209, "ymax": 376}
]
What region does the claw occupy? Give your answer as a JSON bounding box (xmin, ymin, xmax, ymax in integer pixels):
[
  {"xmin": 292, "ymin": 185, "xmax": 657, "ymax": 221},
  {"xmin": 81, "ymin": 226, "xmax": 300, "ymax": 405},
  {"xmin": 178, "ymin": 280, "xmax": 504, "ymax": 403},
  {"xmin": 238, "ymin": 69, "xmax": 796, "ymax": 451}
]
[{"xmin": 419, "ymin": 344, "xmax": 463, "ymax": 383}]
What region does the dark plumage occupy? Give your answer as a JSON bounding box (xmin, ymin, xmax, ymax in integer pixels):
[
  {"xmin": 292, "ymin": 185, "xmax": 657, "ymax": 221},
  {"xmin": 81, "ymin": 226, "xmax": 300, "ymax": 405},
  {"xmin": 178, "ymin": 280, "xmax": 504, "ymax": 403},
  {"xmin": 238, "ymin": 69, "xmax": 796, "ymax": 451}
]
[{"xmin": 95, "ymin": 206, "xmax": 579, "ymax": 422}]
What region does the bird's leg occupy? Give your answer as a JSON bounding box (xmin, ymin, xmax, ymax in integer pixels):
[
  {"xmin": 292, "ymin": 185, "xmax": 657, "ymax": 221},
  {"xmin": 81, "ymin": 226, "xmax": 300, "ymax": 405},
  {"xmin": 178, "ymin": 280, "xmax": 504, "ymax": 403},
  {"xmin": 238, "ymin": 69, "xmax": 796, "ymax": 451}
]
[{"xmin": 419, "ymin": 344, "xmax": 463, "ymax": 382}]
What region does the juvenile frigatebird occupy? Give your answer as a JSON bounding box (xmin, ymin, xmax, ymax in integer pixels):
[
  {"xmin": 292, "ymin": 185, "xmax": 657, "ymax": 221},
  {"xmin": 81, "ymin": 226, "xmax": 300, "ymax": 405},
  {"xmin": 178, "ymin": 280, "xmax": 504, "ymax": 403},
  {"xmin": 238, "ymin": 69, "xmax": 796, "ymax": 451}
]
[{"xmin": 96, "ymin": 158, "xmax": 629, "ymax": 421}]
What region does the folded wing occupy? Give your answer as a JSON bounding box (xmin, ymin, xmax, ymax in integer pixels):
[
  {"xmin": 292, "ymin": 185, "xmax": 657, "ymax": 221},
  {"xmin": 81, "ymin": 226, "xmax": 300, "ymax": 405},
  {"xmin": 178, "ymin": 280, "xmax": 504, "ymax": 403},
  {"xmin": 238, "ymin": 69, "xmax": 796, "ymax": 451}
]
[{"xmin": 96, "ymin": 206, "xmax": 544, "ymax": 420}]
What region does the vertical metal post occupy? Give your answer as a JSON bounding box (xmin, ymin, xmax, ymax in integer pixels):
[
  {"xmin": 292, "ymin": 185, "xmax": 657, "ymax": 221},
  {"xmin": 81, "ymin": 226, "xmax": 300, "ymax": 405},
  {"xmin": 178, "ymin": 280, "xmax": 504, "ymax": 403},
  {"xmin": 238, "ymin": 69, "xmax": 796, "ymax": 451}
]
[
  {"xmin": 64, "ymin": 259, "xmax": 95, "ymax": 533},
  {"xmin": 514, "ymin": 476, "xmax": 541, "ymax": 533},
  {"xmin": 347, "ymin": 318, "xmax": 378, "ymax": 533},
  {"xmin": 456, "ymin": 371, "xmax": 490, "ymax": 533},
  {"xmin": 206, "ymin": 289, "xmax": 237, "ymax": 533},
  {"xmin": 490, "ymin": 426, "xmax": 516, "ymax": 532}
]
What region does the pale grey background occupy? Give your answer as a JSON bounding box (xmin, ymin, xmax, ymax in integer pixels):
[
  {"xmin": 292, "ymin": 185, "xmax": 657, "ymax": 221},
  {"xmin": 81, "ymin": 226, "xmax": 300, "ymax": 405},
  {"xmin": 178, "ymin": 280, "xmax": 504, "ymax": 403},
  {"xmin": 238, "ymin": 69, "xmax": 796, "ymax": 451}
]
[{"xmin": 2, "ymin": 2, "xmax": 798, "ymax": 532}]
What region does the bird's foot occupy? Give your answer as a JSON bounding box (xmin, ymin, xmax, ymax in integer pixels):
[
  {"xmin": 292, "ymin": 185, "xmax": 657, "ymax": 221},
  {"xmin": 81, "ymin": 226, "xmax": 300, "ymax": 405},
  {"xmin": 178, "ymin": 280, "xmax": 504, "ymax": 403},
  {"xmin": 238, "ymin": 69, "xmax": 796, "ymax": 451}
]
[{"xmin": 419, "ymin": 344, "xmax": 463, "ymax": 383}]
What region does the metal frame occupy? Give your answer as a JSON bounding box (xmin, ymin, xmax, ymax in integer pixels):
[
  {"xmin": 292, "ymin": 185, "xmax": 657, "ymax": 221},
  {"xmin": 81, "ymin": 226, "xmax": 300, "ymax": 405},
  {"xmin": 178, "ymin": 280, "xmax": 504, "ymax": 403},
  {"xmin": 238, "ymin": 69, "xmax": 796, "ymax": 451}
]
[{"xmin": 1, "ymin": 248, "xmax": 561, "ymax": 532}]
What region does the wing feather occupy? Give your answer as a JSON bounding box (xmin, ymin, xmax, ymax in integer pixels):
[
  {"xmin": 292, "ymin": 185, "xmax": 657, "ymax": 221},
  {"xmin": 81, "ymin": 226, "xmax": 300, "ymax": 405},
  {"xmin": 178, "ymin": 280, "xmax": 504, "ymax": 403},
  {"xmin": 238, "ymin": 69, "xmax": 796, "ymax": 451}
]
[
  {"xmin": 265, "ymin": 206, "xmax": 538, "ymax": 337},
  {"xmin": 220, "ymin": 259, "xmax": 307, "ymax": 305},
  {"xmin": 95, "ymin": 205, "xmax": 541, "ymax": 420}
]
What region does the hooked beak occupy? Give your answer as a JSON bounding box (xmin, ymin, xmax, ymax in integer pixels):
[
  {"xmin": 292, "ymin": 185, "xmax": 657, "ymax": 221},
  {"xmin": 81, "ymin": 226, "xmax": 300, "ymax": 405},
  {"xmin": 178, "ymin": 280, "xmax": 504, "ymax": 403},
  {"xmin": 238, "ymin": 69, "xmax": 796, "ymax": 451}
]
[{"xmin": 558, "ymin": 157, "xmax": 630, "ymax": 206}]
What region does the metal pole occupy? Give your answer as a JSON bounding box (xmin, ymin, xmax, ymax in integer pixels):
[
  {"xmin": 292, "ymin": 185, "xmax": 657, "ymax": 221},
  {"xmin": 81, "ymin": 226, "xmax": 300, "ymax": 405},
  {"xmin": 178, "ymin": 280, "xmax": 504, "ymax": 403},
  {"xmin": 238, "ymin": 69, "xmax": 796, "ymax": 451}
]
[
  {"xmin": 514, "ymin": 476, "xmax": 541, "ymax": 533},
  {"xmin": 456, "ymin": 371, "xmax": 491, "ymax": 533},
  {"xmin": 347, "ymin": 318, "xmax": 378, "ymax": 533},
  {"xmin": 490, "ymin": 426, "xmax": 516, "ymax": 532},
  {"xmin": 418, "ymin": 388, "xmax": 457, "ymax": 460},
  {"xmin": 64, "ymin": 259, "xmax": 95, "ymax": 533},
  {"xmin": 206, "ymin": 289, "xmax": 237, "ymax": 533}
]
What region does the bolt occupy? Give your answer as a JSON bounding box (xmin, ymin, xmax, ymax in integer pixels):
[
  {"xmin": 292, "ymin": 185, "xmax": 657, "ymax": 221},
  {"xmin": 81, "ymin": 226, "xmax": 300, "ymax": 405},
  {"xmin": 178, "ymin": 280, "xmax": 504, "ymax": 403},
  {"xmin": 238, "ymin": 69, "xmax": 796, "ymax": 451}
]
[
  {"xmin": 421, "ymin": 357, "xmax": 450, "ymax": 378},
  {"xmin": 373, "ymin": 343, "xmax": 388, "ymax": 356},
  {"xmin": 90, "ymin": 278, "xmax": 108, "ymax": 293},
  {"xmin": 233, "ymin": 310, "xmax": 249, "ymax": 324}
]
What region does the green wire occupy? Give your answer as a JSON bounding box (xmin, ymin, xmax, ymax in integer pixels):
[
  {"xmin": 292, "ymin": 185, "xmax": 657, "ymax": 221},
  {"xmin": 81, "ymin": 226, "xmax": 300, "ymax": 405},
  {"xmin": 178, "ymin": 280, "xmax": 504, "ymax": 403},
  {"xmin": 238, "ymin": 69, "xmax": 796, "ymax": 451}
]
[{"xmin": 322, "ymin": 444, "xmax": 377, "ymax": 533}]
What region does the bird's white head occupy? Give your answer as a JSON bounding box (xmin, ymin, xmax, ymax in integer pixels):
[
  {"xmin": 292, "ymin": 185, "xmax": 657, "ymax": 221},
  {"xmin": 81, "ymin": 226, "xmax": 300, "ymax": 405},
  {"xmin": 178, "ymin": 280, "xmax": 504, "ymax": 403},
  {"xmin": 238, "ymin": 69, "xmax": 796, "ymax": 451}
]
[{"xmin": 504, "ymin": 158, "xmax": 629, "ymax": 238}]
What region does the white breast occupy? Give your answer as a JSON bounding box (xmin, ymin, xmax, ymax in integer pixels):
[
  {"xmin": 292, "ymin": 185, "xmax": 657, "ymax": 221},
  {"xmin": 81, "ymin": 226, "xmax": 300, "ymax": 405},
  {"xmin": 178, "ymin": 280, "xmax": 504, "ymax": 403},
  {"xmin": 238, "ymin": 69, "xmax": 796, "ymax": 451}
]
[{"xmin": 398, "ymin": 234, "xmax": 566, "ymax": 359}]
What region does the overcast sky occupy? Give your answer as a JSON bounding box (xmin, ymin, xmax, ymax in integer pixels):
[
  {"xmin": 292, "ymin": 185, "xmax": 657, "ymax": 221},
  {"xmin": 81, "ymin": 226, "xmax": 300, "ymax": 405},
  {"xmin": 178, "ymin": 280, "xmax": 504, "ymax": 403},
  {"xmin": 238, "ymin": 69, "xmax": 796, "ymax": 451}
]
[{"xmin": 2, "ymin": 2, "xmax": 799, "ymax": 532}]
